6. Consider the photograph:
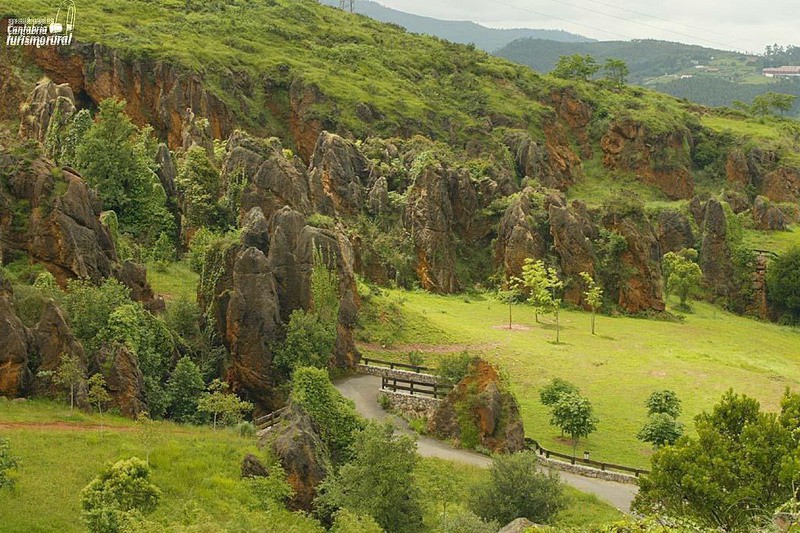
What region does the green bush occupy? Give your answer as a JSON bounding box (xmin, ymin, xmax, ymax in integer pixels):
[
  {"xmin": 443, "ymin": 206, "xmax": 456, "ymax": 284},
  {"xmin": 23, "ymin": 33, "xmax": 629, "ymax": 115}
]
[
  {"xmin": 539, "ymin": 377, "xmax": 580, "ymax": 407},
  {"xmin": 0, "ymin": 437, "xmax": 19, "ymax": 490},
  {"xmin": 436, "ymin": 352, "xmax": 476, "ymax": 384},
  {"xmin": 470, "ymin": 451, "xmax": 565, "ymax": 525},
  {"xmin": 166, "ymin": 357, "xmax": 205, "ymax": 423},
  {"xmin": 440, "ymin": 509, "xmax": 498, "ymax": 533},
  {"xmin": 767, "ymin": 247, "xmax": 800, "ymax": 320},
  {"xmin": 273, "ymin": 309, "xmax": 336, "ymax": 376},
  {"xmin": 176, "ymin": 146, "xmax": 224, "ymax": 230},
  {"xmin": 330, "ymin": 509, "xmax": 383, "ymax": 533},
  {"xmin": 81, "ymin": 457, "xmax": 161, "ymax": 533},
  {"xmin": 290, "ymin": 367, "xmax": 364, "ymax": 464}
]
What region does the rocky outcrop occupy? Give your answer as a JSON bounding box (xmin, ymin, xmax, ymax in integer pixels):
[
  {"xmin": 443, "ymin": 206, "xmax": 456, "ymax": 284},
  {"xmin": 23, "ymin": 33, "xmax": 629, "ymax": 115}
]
[
  {"xmin": 752, "ymin": 196, "xmax": 787, "ymax": 231},
  {"xmin": 700, "ymin": 199, "xmax": 736, "ymax": 300},
  {"xmin": 0, "ymin": 272, "xmax": 32, "ymax": 397},
  {"xmin": 367, "ymin": 176, "xmax": 389, "ymax": 216},
  {"xmin": 504, "ymin": 129, "xmax": 580, "ymax": 190},
  {"xmin": 762, "ymin": 167, "xmax": 800, "ymax": 204},
  {"xmin": 605, "ymin": 214, "xmax": 665, "ymax": 313},
  {"xmin": 601, "ymin": 119, "xmax": 694, "ymax": 200},
  {"xmin": 114, "ymin": 261, "xmax": 162, "ymax": 312},
  {"xmin": 26, "ymin": 43, "xmax": 234, "ymax": 150},
  {"xmin": 656, "ymin": 209, "xmax": 695, "ymax": 255},
  {"xmin": 549, "ymin": 202, "xmax": 595, "ymax": 306},
  {"xmin": 721, "ymin": 190, "xmax": 750, "ymax": 214},
  {"xmin": 0, "ymin": 151, "xmax": 117, "ymax": 286},
  {"xmin": 18, "ymin": 79, "xmax": 77, "ymax": 143},
  {"xmin": 266, "ymin": 403, "xmax": 331, "ymax": 511},
  {"xmin": 241, "ymin": 454, "xmax": 270, "ymax": 479},
  {"xmin": 201, "ymin": 206, "xmax": 360, "ymax": 413},
  {"xmin": 493, "ymin": 188, "xmax": 549, "ymax": 280},
  {"xmin": 98, "ymin": 344, "xmax": 146, "ymax": 417},
  {"xmin": 223, "ymin": 132, "xmax": 316, "ymax": 220},
  {"xmin": 428, "ymin": 359, "xmax": 525, "ymax": 454},
  {"xmin": 30, "ymin": 301, "xmax": 88, "ymax": 397},
  {"xmin": 307, "ymin": 131, "xmax": 370, "ymax": 215},
  {"xmin": 726, "ymin": 148, "xmax": 800, "ymax": 204},
  {"xmin": 404, "ymin": 163, "xmax": 459, "ymax": 293}
]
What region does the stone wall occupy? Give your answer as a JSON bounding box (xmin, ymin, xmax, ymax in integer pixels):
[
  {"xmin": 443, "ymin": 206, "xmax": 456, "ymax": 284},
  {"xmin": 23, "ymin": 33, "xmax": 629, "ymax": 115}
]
[
  {"xmin": 535, "ymin": 454, "xmax": 640, "ymax": 485},
  {"xmin": 378, "ymin": 389, "xmax": 441, "ymax": 420},
  {"xmin": 357, "ymin": 364, "xmax": 439, "ymax": 384}
]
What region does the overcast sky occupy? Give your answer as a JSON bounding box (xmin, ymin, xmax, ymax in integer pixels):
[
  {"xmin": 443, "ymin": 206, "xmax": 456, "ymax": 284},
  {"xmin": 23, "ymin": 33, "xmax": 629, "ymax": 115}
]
[{"xmin": 376, "ymin": 0, "xmax": 798, "ymax": 53}]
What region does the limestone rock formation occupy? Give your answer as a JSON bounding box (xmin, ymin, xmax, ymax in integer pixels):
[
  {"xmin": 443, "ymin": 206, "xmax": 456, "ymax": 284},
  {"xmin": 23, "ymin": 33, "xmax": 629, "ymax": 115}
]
[
  {"xmin": 241, "ymin": 454, "xmax": 270, "ymax": 479},
  {"xmin": 428, "ymin": 359, "xmax": 525, "ymax": 454},
  {"xmin": 367, "ymin": 176, "xmax": 389, "ymax": 216},
  {"xmin": 605, "ymin": 215, "xmax": 665, "ymax": 313},
  {"xmin": 266, "ymin": 403, "xmax": 331, "ymax": 511},
  {"xmin": 404, "ymin": 163, "xmax": 459, "ymax": 293},
  {"xmin": 0, "ymin": 272, "xmax": 32, "ymax": 397},
  {"xmin": 763, "ymin": 167, "xmax": 800, "ymax": 204},
  {"xmin": 114, "ymin": 261, "xmax": 162, "ymax": 312},
  {"xmin": 656, "ymin": 209, "xmax": 695, "ymax": 255},
  {"xmin": 493, "ymin": 188, "xmax": 549, "ymax": 280},
  {"xmin": 18, "ymin": 79, "xmax": 76, "ymax": 143},
  {"xmin": 97, "ymin": 344, "xmax": 146, "ymax": 417},
  {"xmin": 307, "ymin": 131, "xmax": 370, "ymax": 215},
  {"xmin": 549, "ymin": 203, "xmax": 595, "ymax": 306},
  {"xmin": 601, "ymin": 119, "xmax": 694, "ymax": 200},
  {"xmin": 503, "ymin": 129, "xmax": 580, "ymax": 190},
  {"xmin": 700, "ymin": 199, "xmax": 736, "ymax": 300},
  {"xmin": 30, "ymin": 300, "xmax": 88, "ymax": 397},
  {"xmin": 752, "ymin": 196, "xmax": 787, "ymax": 231}
]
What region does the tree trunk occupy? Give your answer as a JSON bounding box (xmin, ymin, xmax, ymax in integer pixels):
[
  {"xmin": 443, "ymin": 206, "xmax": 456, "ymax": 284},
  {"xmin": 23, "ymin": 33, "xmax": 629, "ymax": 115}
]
[
  {"xmin": 508, "ymin": 303, "xmax": 512, "ymax": 329},
  {"xmin": 555, "ymin": 309, "xmax": 560, "ymax": 344},
  {"xmin": 70, "ymin": 384, "xmax": 74, "ymax": 411},
  {"xmin": 213, "ymin": 412, "xmax": 218, "ymax": 429},
  {"xmin": 591, "ymin": 310, "xmax": 595, "ymax": 335}
]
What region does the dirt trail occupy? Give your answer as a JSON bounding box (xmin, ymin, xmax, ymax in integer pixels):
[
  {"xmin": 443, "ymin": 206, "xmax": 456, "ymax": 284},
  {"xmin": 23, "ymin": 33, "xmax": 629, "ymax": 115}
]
[
  {"xmin": 0, "ymin": 422, "xmax": 136, "ymax": 431},
  {"xmin": 357, "ymin": 342, "xmax": 500, "ymax": 353}
]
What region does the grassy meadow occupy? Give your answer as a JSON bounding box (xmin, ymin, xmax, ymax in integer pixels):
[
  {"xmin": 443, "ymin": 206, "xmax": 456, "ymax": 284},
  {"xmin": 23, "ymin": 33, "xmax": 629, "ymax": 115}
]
[
  {"xmin": 0, "ymin": 399, "xmax": 620, "ymax": 531},
  {"xmin": 357, "ymin": 288, "xmax": 800, "ymax": 468}
]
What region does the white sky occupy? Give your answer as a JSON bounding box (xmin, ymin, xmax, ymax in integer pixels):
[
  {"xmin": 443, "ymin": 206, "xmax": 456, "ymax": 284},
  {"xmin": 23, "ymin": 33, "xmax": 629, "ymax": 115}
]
[{"xmin": 376, "ymin": 0, "xmax": 799, "ymax": 53}]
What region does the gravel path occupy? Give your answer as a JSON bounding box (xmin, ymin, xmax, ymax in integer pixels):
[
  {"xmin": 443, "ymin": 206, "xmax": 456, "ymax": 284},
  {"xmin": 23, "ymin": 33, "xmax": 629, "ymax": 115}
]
[{"xmin": 334, "ymin": 373, "xmax": 638, "ymax": 513}]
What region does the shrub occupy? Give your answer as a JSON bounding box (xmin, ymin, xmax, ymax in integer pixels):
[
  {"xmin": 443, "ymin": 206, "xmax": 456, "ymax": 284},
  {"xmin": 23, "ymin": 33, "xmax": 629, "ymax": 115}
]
[
  {"xmin": 186, "ymin": 227, "xmax": 220, "ymax": 273},
  {"xmin": 316, "ymin": 422, "xmax": 423, "ymax": 533},
  {"xmin": 176, "ymin": 145, "xmax": 223, "ymax": 230},
  {"xmin": 197, "ymin": 379, "xmax": 254, "ymax": 428},
  {"xmin": 471, "ymin": 451, "xmax": 565, "ymax": 525},
  {"xmin": 273, "ymin": 309, "xmax": 336, "ymax": 376},
  {"xmin": 291, "ymin": 367, "xmax": 364, "ymax": 463},
  {"xmin": 436, "ymin": 352, "xmax": 476, "ymax": 384},
  {"xmin": 166, "ymin": 357, "xmax": 205, "ymax": 423},
  {"xmin": 440, "ymin": 509, "xmax": 498, "ymax": 533},
  {"xmin": 330, "ymin": 509, "xmax": 383, "ymax": 533},
  {"xmin": 637, "ymin": 412, "xmax": 684, "ymax": 448},
  {"xmin": 244, "ymin": 463, "xmax": 293, "ymax": 510},
  {"xmin": 645, "ymin": 389, "xmax": 682, "ymax": 418},
  {"xmin": 767, "ymin": 247, "xmax": 800, "ymax": 320},
  {"xmin": 62, "ymin": 278, "xmax": 131, "ymax": 352},
  {"xmin": 81, "ymin": 457, "xmax": 161, "ymax": 533}
]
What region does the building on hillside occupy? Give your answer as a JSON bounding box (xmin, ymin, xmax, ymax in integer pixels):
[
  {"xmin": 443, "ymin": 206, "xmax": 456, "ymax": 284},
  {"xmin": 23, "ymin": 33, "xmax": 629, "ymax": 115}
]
[{"xmin": 763, "ymin": 66, "xmax": 800, "ymax": 78}]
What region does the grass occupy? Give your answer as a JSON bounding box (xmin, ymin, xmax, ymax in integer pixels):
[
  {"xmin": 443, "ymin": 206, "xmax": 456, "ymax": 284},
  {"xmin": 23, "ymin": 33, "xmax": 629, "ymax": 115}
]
[
  {"xmin": 0, "ymin": 399, "xmax": 620, "ymax": 531},
  {"xmin": 744, "ymin": 226, "xmax": 800, "ymax": 254},
  {"xmin": 357, "ymin": 289, "xmax": 800, "ymax": 468},
  {"xmin": 145, "ymin": 260, "xmax": 199, "ymax": 301}
]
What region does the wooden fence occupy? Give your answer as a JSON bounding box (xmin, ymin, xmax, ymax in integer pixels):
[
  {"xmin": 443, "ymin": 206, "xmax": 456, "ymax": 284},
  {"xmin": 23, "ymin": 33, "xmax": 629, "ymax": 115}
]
[
  {"xmin": 361, "ymin": 357, "xmax": 432, "ymax": 374},
  {"xmin": 254, "ymin": 407, "xmax": 288, "ymax": 430},
  {"xmin": 380, "ymin": 375, "xmax": 452, "ymax": 399},
  {"xmin": 525, "ymin": 437, "xmax": 649, "ymax": 477}
]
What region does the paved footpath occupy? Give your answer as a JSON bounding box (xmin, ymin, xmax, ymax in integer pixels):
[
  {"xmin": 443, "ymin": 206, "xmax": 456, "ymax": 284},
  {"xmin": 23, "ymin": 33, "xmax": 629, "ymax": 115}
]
[{"xmin": 334, "ymin": 373, "xmax": 638, "ymax": 513}]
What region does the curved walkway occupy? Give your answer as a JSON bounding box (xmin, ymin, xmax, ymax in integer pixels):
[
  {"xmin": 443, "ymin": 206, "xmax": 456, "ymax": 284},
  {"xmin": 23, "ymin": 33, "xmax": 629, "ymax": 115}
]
[{"xmin": 334, "ymin": 373, "xmax": 638, "ymax": 513}]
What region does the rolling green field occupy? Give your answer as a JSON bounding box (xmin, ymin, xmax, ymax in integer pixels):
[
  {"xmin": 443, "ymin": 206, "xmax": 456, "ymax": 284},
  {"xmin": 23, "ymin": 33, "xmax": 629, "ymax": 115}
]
[
  {"xmin": 0, "ymin": 399, "xmax": 620, "ymax": 531},
  {"xmin": 357, "ymin": 289, "xmax": 800, "ymax": 468}
]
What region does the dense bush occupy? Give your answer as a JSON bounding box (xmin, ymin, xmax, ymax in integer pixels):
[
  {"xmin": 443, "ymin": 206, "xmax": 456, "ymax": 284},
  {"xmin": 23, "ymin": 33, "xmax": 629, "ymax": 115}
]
[
  {"xmin": 436, "ymin": 351, "xmax": 476, "ymax": 384},
  {"xmin": 166, "ymin": 357, "xmax": 205, "ymax": 423},
  {"xmin": 81, "ymin": 457, "xmax": 161, "ymax": 533},
  {"xmin": 274, "ymin": 309, "xmax": 336, "ymax": 375},
  {"xmin": 767, "ymin": 247, "xmax": 800, "ymax": 321},
  {"xmin": 290, "ymin": 367, "xmax": 364, "ymax": 464},
  {"xmin": 176, "ymin": 146, "xmax": 224, "ymax": 230},
  {"xmin": 75, "ymin": 99, "xmax": 174, "ymax": 245},
  {"xmin": 470, "ymin": 451, "xmax": 565, "ymax": 525},
  {"xmin": 62, "ymin": 278, "xmax": 132, "ymax": 352},
  {"xmin": 0, "ymin": 437, "xmax": 19, "ymax": 490},
  {"xmin": 316, "ymin": 422, "xmax": 423, "ymax": 533},
  {"xmin": 539, "ymin": 377, "xmax": 580, "ymax": 407}
]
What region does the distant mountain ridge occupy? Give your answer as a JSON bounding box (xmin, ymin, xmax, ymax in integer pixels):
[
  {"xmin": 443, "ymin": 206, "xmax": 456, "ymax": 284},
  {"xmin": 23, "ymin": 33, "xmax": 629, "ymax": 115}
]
[{"xmin": 318, "ymin": 0, "xmax": 594, "ymax": 51}]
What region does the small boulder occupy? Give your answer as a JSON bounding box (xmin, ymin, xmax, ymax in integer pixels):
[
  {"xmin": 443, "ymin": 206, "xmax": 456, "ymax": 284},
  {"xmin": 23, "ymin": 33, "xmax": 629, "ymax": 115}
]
[
  {"xmin": 241, "ymin": 454, "xmax": 270, "ymax": 479},
  {"xmin": 752, "ymin": 196, "xmax": 787, "ymax": 231}
]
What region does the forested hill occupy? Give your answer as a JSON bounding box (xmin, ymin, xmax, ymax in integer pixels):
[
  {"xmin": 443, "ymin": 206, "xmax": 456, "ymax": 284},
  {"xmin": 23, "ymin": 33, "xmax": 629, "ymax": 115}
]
[
  {"xmin": 495, "ymin": 38, "xmax": 800, "ymax": 116},
  {"xmin": 495, "ymin": 38, "xmax": 745, "ymax": 83},
  {"xmin": 317, "ymin": 0, "xmax": 594, "ymax": 51}
]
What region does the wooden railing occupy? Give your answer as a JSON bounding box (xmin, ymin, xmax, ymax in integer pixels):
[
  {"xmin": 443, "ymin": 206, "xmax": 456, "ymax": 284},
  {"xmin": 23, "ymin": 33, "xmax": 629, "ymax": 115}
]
[
  {"xmin": 381, "ymin": 376, "xmax": 452, "ymax": 399},
  {"xmin": 254, "ymin": 407, "xmax": 288, "ymax": 430},
  {"xmin": 362, "ymin": 357, "xmax": 432, "ymax": 374},
  {"xmin": 525, "ymin": 437, "xmax": 650, "ymax": 477}
]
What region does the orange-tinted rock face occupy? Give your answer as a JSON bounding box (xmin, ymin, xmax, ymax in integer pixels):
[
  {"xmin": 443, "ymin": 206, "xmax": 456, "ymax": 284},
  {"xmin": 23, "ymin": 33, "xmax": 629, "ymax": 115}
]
[
  {"xmin": 763, "ymin": 167, "xmax": 800, "ymax": 204},
  {"xmin": 601, "ymin": 119, "xmax": 694, "ymax": 200}
]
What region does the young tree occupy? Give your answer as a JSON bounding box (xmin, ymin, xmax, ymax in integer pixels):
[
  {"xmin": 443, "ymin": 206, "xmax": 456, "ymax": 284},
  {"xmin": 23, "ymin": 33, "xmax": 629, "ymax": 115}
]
[
  {"xmin": 87, "ymin": 373, "xmax": 111, "ymax": 426},
  {"xmin": 135, "ymin": 413, "xmax": 161, "ymax": 467},
  {"xmin": 175, "ymin": 145, "xmax": 222, "ymax": 230},
  {"xmin": 54, "ymin": 352, "xmax": 84, "ymax": 411},
  {"xmin": 662, "ymin": 250, "xmax": 703, "ymax": 310},
  {"xmin": 81, "ymin": 457, "xmax": 161, "ymax": 532},
  {"xmin": 751, "ymin": 92, "xmax": 797, "ymax": 116},
  {"xmin": 539, "ymin": 377, "xmax": 580, "ymax": 407},
  {"xmin": 470, "ymin": 451, "xmax": 565, "ymax": 525},
  {"xmin": 646, "ymin": 389, "xmax": 682, "ymax": 418},
  {"xmin": 166, "ymin": 356, "xmax": 205, "ymax": 423},
  {"xmin": 552, "ymin": 54, "xmax": 600, "ymax": 81},
  {"xmin": 603, "ymin": 58, "xmax": 629, "ymax": 86},
  {"xmin": 551, "ymin": 392, "xmax": 599, "ymax": 457},
  {"xmin": 516, "ymin": 258, "xmax": 564, "ymax": 342},
  {"xmin": 497, "ymin": 285, "xmax": 522, "ymax": 330},
  {"xmin": 0, "ymin": 437, "xmax": 19, "ymax": 490},
  {"xmin": 316, "ymin": 422, "xmax": 423, "ymax": 533},
  {"xmin": 197, "ymin": 379, "xmax": 253, "ymax": 429},
  {"xmin": 579, "ymin": 271, "xmax": 603, "ymax": 335},
  {"xmin": 637, "ymin": 412, "xmax": 684, "ymax": 448}
]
